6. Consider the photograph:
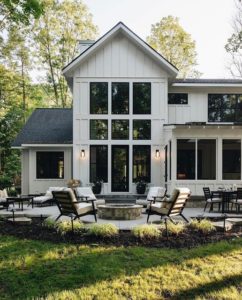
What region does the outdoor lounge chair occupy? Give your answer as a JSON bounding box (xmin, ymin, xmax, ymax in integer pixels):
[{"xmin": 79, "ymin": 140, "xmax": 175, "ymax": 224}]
[
  {"xmin": 147, "ymin": 187, "xmax": 190, "ymax": 223},
  {"xmin": 0, "ymin": 189, "xmax": 9, "ymax": 210},
  {"xmin": 75, "ymin": 187, "xmax": 105, "ymax": 207},
  {"xmin": 136, "ymin": 186, "xmax": 167, "ymax": 207},
  {"xmin": 33, "ymin": 187, "xmax": 65, "ymax": 206},
  {"xmin": 203, "ymin": 187, "xmax": 222, "ymax": 212},
  {"xmin": 52, "ymin": 189, "xmax": 97, "ymax": 221}
]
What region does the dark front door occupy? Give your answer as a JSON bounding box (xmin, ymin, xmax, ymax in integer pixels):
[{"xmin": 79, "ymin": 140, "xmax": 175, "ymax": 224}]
[{"xmin": 112, "ymin": 145, "xmax": 129, "ymax": 192}]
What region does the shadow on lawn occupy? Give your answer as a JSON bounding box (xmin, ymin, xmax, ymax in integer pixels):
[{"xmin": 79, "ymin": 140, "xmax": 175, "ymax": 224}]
[{"xmin": 0, "ymin": 236, "xmax": 241, "ymax": 299}]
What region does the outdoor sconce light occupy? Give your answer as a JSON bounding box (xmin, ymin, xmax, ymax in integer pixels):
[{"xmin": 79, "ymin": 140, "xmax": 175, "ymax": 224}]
[
  {"xmin": 155, "ymin": 149, "xmax": 160, "ymax": 159},
  {"xmin": 81, "ymin": 149, "xmax": 85, "ymax": 158}
]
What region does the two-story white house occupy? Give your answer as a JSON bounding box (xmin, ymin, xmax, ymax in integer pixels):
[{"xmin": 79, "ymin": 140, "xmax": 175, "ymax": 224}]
[{"xmin": 13, "ymin": 22, "xmax": 242, "ymax": 196}]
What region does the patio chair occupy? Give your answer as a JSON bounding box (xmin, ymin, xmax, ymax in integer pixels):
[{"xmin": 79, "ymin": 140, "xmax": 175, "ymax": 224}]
[
  {"xmin": 74, "ymin": 187, "xmax": 105, "ymax": 207},
  {"xmin": 136, "ymin": 186, "xmax": 167, "ymax": 207},
  {"xmin": 52, "ymin": 189, "xmax": 97, "ymax": 222},
  {"xmin": 203, "ymin": 187, "xmax": 222, "ymax": 212},
  {"xmin": 147, "ymin": 187, "xmax": 190, "ymax": 223},
  {"xmin": 230, "ymin": 188, "xmax": 242, "ymax": 212},
  {"xmin": 0, "ymin": 189, "xmax": 9, "ymax": 210},
  {"xmin": 33, "ymin": 187, "xmax": 65, "ymax": 206}
]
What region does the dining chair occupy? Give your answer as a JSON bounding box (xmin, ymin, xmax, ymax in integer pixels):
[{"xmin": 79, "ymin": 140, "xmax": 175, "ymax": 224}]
[
  {"xmin": 230, "ymin": 188, "xmax": 242, "ymax": 212},
  {"xmin": 203, "ymin": 187, "xmax": 222, "ymax": 212}
]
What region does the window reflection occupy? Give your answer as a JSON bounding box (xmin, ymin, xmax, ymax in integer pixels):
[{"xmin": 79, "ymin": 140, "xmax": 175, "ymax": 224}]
[
  {"xmin": 133, "ymin": 83, "xmax": 151, "ymax": 114},
  {"xmin": 37, "ymin": 152, "xmax": 64, "ymax": 179},
  {"xmin": 90, "ymin": 82, "xmax": 108, "ymax": 114},
  {"xmin": 133, "ymin": 146, "xmax": 151, "ymax": 182},
  {"xmin": 90, "ymin": 120, "xmax": 108, "ymax": 140},
  {"xmin": 223, "ymin": 139, "xmax": 241, "ymax": 180},
  {"xmin": 133, "ymin": 120, "xmax": 151, "ymax": 140},
  {"xmin": 112, "ymin": 120, "xmax": 129, "ymax": 139},
  {"xmin": 177, "ymin": 139, "xmax": 195, "ymax": 180},
  {"xmin": 112, "ymin": 83, "xmax": 129, "ymax": 114}
]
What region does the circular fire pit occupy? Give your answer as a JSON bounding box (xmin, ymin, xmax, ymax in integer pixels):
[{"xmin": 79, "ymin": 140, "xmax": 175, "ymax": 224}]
[{"xmin": 97, "ymin": 204, "xmax": 143, "ymax": 220}]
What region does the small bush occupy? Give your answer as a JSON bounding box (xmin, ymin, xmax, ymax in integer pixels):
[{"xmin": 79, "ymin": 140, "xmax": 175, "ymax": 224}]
[
  {"xmin": 189, "ymin": 219, "xmax": 216, "ymax": 234},
  {"xmin": 164, "ymin": 221, "xmax": 186, "ymax": 235},
  {"xmin": 132, "ymin": 224, "xmax": 161, "ymax": 239},
  {"xmin": 87, "ymin": 223, "xmax": 119, "ymax": 237},
  {"xmin": 43, "ymin": 218, "xmax": 56, "ymax": 229},
  {"xmin": 56, "ymin": 220, "xmax": 84, "ymax": 235}
]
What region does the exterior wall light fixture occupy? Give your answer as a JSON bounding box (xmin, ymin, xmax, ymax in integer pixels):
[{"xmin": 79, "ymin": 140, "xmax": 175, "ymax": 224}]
[
  {"xmin": 155, "ymin": 149, "xmax": 160, "ymax": 159},
  {"xmin": 81, "ymin": 149, "xmax": 85, "ymax": 158}
]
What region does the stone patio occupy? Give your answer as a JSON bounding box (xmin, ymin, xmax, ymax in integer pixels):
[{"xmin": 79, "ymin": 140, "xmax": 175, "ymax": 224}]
[{"xmin": 0, "ymin": 204, "xmax": 241, "ymax": 230}]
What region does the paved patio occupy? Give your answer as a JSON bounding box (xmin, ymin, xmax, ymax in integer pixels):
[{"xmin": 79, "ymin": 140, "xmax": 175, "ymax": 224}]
[{"xmin": 0, "ymin": 204, "xmax": 241, "ymax": 230}]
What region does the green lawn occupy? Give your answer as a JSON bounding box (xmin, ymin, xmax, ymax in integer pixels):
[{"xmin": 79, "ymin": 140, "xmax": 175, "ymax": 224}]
[{"xmin": 0, "ymin": 235, "xmax": 241, "ymax": 299}]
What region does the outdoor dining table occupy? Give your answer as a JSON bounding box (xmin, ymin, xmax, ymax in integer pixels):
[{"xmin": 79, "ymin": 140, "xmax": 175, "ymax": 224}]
[
  {"xmin": 6, "ymin": 195, "xmax": 34, "ymax": 211},
  {"xmin": 211, "ymin": 190, "xmax": 237, "ymax": 213}
]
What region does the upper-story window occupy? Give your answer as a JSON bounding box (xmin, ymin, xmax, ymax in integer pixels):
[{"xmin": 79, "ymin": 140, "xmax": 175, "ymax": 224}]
[
  {"xmin": 112, "ymin": 120, "xmax": 129, "ymax": 139},
  {"xmin": 133, "ymin": 83, "xmax": 151, "ymax": 114},
  {"xmin": 90, "ymin": 82, "xmax": 108, "ymax": 114},
  {"xmin": 112, "ymin": 82, "xmax": 129, "ymax": 114},
  {"xmin": 168, "ymin": 93, "xmax": 188, "ymax": 104},
  {"xmin": 208, "ymin": 94, "xmax": 242, "ymax": 122},
  {"xmin": 90, "ymin": 120, "xmax": 108, "ymax": 140},
  {"xmin": 133, "ymin": 120, "xmax": 151, "ymax": 140}
]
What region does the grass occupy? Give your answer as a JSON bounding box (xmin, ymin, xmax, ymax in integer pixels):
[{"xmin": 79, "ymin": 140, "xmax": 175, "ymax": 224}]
[{"xmin": 0, "ymin": 235, "xmax": 241, "ymax": 299}]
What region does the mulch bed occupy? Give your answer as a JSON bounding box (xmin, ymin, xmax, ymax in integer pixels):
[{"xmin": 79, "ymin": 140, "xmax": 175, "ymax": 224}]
[{"xmin": 0, "ymin": 218, "xmax": 241, "ymax": 248}]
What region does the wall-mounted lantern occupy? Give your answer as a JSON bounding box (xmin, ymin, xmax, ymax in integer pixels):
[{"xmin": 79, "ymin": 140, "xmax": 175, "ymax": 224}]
[
  {"xmin": 81, "ymin": 149, "xmax": 85, "ymax": 158},
  {"xmin": 155, "ymin": 149, "xmax": 160, "ymax": 159}
]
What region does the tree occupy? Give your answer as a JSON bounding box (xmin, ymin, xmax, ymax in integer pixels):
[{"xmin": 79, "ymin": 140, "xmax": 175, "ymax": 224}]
[
  {"xmin": 147, "ymin": 16, "xmax": 200, "ymax": 78},
  {"xmin": 0, "ymin": 0, "xmax": 43, "ymax": 31},
  {"xmin": 225, "ymin": 1, "xmax": 242, "ymax": 78},
  {"xmin": 33, "ymin": 0, "xmax": 98, "ymax": 107}
]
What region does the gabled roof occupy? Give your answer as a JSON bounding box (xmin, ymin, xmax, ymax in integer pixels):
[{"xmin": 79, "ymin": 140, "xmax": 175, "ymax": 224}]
[
  {"xmin": 12, "ymin": 108, "xmax": 73, "ymax": 147},
  {"xmin": 172, "ymin": 78, "xmax": 242, "ymax": 87},
  {"xmin": 62, "ymin": 22, "xmax": 178, "ymax": 78}
]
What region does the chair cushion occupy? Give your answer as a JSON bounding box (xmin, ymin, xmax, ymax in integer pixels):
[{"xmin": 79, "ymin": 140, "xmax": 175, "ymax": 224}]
[
  {"xmin": 75, "ymin": 187, "xmax": 96, "ymax": 200},
  {"xmin": 231, "ymin": 199, "xmax": 242, "ymax": 204},
  {"xmin": 207, "ymin": 198, "xmax": 222, "ymax": 203},
  {"xmin": 151, "ymin": 203, "xmax": 169, "ymax": 215},
  {"xmin": 136, "ymin": 199, "xmax": 149, "ymax": 207},
  {"xmin": 76, "ymin": 202, "xmax": 93, "ymax": 215},
  {"xmin": 95, "ymin": 199, "xmax": 105, "ymax": 207},
  {"xmin": 33, "ymin": 195, "xmax": 52, "ymax": 203},
  {"xmin": 2, "ymin": 189, "xmax": 8, "ymax": 198}
]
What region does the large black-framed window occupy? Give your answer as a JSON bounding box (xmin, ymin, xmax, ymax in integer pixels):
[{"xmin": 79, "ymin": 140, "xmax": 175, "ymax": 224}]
[
  {"xmin": 133, "ymin": 145, "xmax": 151, "ymax": 182},
  {"xmin": 208, "ymin": 94, "xmax": 242, "ymax": 122},
  {"xmin": 112, "ymin": 82, "xmax": 129, "ymax": 114},
  {"xmin": 133, "ymin": 83, "xmax": 151, "ymax": 114},
  {"xmin": 36, "ymin": 152, "xmax": 64, "ymax": 179},
  {"xmin": 133, "ymin": 120, "xmax": 151, "ymax": 140},
  {"xmin": 90, "ymin": 82, "xmax": 108, "ymax": 114},
  {"xmin": 90, "ymin": 119, "xmax": 108, "ymax": 140},
  {"xmin": 168, "ymin": 93, "xmax": 188, "ymax": 104},
  {"xmin": 197, "ymin": 139, "xmax": 216, "ymax": 180},
  {"xmin": 112, "ymin": 120, "xmax": 129, "ymax": 139},
  {"xmin": 90, "ymin": 145, "xmax": 108, "ymax": 183},
  {"xmin": 222, "ymin": 139, "xmax": 241, "ymax": 180},
  {"xmin": 177, "ymin": 139, "xmax": 195, "ymax": 179}
]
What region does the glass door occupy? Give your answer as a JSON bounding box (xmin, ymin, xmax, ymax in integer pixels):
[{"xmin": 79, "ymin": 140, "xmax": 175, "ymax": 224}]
[{"xmin": 112, "ymin": 145, "xmax": 129, "ymax": 192}]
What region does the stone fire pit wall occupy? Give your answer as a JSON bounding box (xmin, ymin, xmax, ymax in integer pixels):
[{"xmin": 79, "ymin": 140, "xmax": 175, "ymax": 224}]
[{"xmin": 97, "ymin": 204, "xmax": 142, "ymax": 220}]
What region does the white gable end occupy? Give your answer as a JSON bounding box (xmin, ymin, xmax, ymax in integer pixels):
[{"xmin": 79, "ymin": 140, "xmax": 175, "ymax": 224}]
[{"xmin": 76, "ymin": 33, "xmax": 168, "ymax": 78}]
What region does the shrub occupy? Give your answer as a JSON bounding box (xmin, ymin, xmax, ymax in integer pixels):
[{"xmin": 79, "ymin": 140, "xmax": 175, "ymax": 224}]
[
  {"xmin": 164, "ymin": 221, "xmax": 186, "ymax": 235},
  {"xmin": 132, "ymin": 224, "xmax": 161, "ymax": 239},
  {"xmin": 56, "ymin": 220, "xmax": 84, "ymax": 235},
  {"xmin": 87, "ymin": 223, "xmax": 118, "ymax": 237},
  {"xmin": 189, "ymin": 219, "xmax": 216, "ymax": 234},
  {"xmin": 43, "ymin": 218, "xmax": 56, "ymax": 229}
]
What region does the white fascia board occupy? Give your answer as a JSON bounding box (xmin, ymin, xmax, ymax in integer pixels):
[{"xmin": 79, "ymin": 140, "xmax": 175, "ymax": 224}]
[
  {"xmin": 20, "ymin": 144, "xmax": 73, "ymax": 148},
  {"xmin": 63, "ymin": 22, "xmax": 178, "ymax": 77},
  {"xmin": 172, "ymin": 83, "xmax": 242, "ymax": 87}
]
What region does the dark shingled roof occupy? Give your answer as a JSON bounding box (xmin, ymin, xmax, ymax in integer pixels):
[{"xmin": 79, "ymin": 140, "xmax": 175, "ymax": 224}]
[
  {"xmin": 12, "ymin": 108, "xmax": 73, "ymax": 147},
  {"xmin": 172, "ymin": 78, "xmax": 242, "ymax": 84}
]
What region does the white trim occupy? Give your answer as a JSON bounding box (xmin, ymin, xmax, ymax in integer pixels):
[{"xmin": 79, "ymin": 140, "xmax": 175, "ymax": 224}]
[
  {"xmin": 63, "ymin": 22, "xmax": 178, "ymax": 77},
  {"xmin": 172, "ymin": 83, "xmax": 242, "ymax": 87},
  {"xmin": 20, "ymin": 144, "xmax": 73, "ymax": 148}
]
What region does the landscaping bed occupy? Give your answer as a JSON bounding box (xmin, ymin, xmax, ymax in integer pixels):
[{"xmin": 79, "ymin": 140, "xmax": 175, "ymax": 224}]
[{"xmin": 0, "ymin": 217, "xmax": 241, "ymax": 248}]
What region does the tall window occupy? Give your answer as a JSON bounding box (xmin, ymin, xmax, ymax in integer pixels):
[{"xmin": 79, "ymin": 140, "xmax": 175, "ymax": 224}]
[
  {"xmin": 133, "ymin": 120, "xmax": 151, "ymax": 140},
  {"xmin": 133, "ymin": 146, "xmax": 151, "ymax": 182},
  {"xmin": 208, "ymin": 94, "xmax": 242, "ymax": 122},
  {"xmin": 177, "ymin": 139, "xmax": 195, "ymax": 179},
  {"xmin": 90, "ymin": 146, "xmax": 108, "ymax": 182},
  {"xmin": 197, "ymin": 139, "xmax": 216, "ymax": 179},
  {"xmin": 223, "ymin": 140, "xmax": 241, "ymax": 180},
  {"xmin": 112, "ymin": 82, "xmax": 129, "ymax": 114},
  {"xmin": 133, "ymin": 83, "xmax": 151, "ymax": 114},
  {"xmin": 36, "ymin": 152, "xmax": 64, "ymax": 179},
  {"xmin": 90, "ymin": 120, "xmax": 108, "ymax": 140},
  {"xmin": 90, "ymin": 82, "xmax": 108, "ymax": 114},
  {"xmin": 168, "ymin": 93, "xmax": 188, "ymax": 104},
  {"xmin": 112, "ymin": 120, "xmax": 129, "ymax": 139}
]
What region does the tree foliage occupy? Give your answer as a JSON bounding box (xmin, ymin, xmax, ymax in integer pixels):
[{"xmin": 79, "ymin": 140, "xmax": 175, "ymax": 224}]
[
  {"xmin": 33, "ymin": 0, "xmax": 98, "ymax": 107},
  {"xmin": 225, "ymin": 1, "xmax": 242, "ymax": 78},
  {"xmin": 147, "ymin": 16, "xmax": 200, "ymax": 78}
]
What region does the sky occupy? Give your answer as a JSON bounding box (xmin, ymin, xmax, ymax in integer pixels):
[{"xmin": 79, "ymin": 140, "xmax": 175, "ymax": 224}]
[{"xmin": 84, "ymin": 0, "xmax": 236, "ymax": 78}]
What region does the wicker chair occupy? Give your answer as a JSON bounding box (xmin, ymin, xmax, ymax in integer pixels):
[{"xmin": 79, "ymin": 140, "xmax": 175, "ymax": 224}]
[
  {"xmin": 52, "ymin": 189, "xmax": 97, "ymax": 222},
  {"xmin": 147, "ymin": 187, "xmax": 190, "ymax": 223}
]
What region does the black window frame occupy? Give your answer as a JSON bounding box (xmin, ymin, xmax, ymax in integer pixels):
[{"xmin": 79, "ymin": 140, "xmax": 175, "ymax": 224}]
[
  {"xmin": 36, "ymin": 151, "xmax": 64, "ymax": 179},
  {"xmin": 168, "ymin": 93, "xmax": 188, "ymax": 105}
]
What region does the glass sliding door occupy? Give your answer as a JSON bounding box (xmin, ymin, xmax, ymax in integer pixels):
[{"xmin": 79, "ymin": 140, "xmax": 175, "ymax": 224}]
[
  {"xmin": 90, "ymin": 146, "xmax": 108, "ymax": 182},
  {"xmin": 197, "ymin": 139, "xmax": 216, "ymax": 179},
  {"xmin": 222, "ymin": 139, "xmax": 241, "ymax": 180},
  {"xmin": 133, "ymin": 145, "xmax": 151, "ymax": 182},
  {"xmin": 112, "ymin": 146, "xmax": 129, "ymax": 192}
]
